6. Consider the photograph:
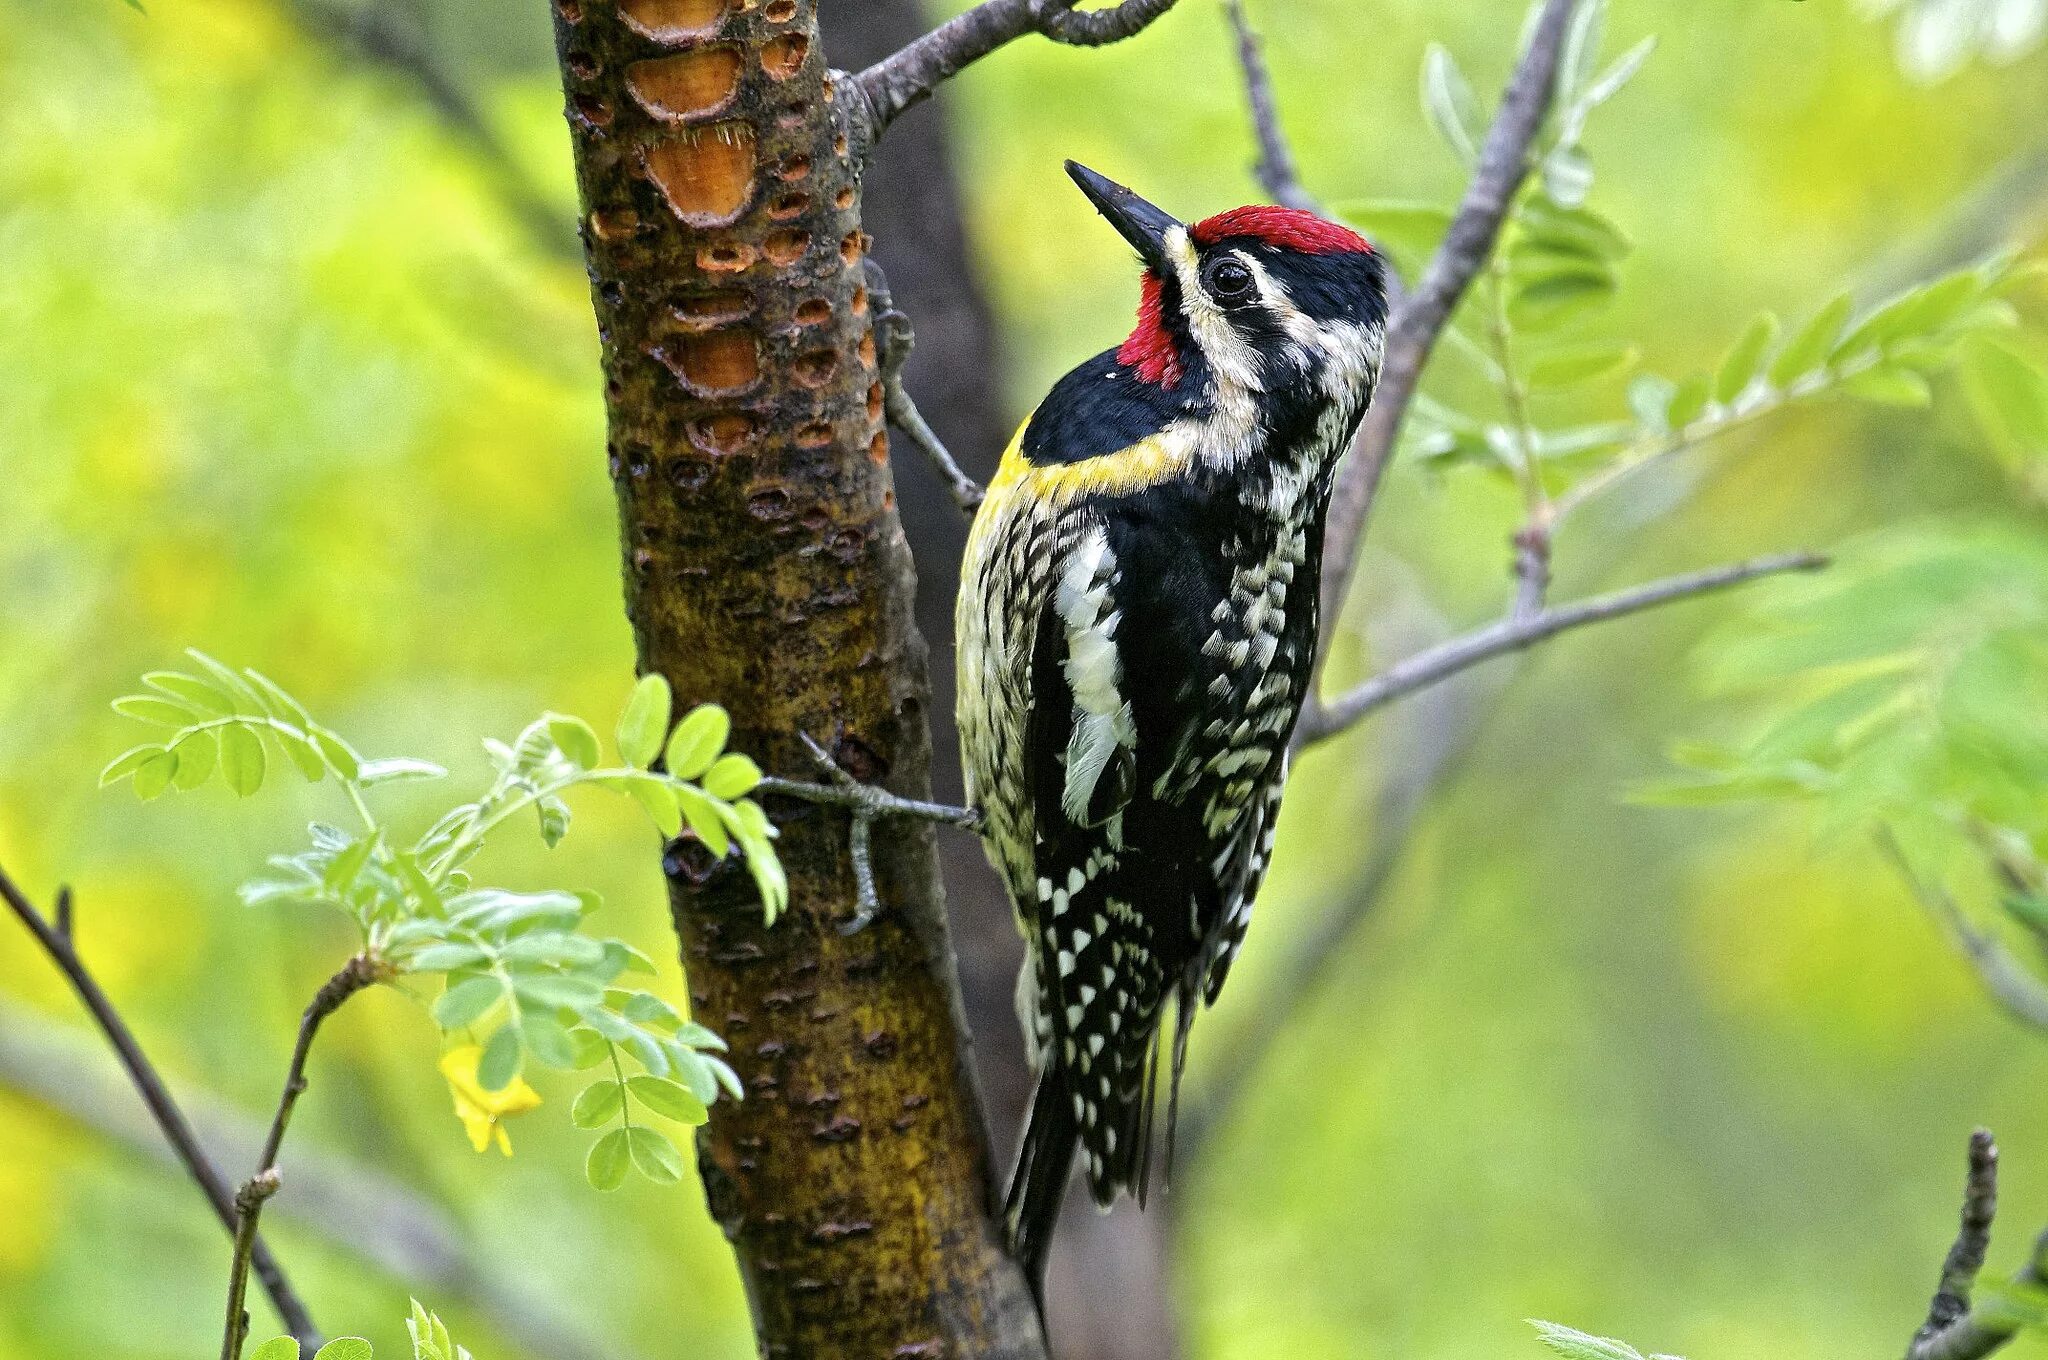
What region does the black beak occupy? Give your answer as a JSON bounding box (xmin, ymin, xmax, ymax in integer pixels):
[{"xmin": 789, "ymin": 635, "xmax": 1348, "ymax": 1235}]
[{"xmin": 1067, "ymin": 161, "xmax": 1183, "ymax": 277}]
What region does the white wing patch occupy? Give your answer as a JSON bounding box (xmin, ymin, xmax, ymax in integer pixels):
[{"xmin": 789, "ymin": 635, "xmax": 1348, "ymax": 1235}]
[{"xmin": 1055, "ymin": 526, "xmax": 1135, "ymax": 829}]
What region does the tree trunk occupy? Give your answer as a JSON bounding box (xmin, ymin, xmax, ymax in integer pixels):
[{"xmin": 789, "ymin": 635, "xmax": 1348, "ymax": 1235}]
[{"xmin": 546, "ymin": 2, "xmax": 1044, "ymax": 1354}]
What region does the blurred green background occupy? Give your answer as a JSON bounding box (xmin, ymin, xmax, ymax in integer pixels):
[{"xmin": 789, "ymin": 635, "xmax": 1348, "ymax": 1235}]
[{"xmin": 2, "ymin": 0, "xmax": 2046, "ymax": 1356}]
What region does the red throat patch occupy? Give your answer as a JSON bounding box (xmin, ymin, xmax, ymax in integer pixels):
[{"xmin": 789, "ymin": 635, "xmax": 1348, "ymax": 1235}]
[
  {"xmin": 1190, "ymin": 206, "xmax": 1372, "ymax": 255},
  {"xmin": 1117, "ymin": 271, "xmax": 1184, "ymax": 388}
]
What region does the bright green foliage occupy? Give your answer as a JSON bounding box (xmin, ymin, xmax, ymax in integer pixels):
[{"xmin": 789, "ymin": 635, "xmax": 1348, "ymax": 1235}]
[
  {"xmin": 1343, "ymin": 4, "xmax": 2047, "ymax": 522},
  {"xmin": 251, "ymin": 1303, "xmax": 472, "ymax": 1360},
  {"xmin": 1530, "ymin": 1320, "xmax": 1684, "ymax": 1360},
  {"xmin": 406, "ymin": 1300, "xmax": 474, "ymax": 1360},
  {"xmin": 101, "ymin": 655, "xmax": 775, "ymax": 1182}
]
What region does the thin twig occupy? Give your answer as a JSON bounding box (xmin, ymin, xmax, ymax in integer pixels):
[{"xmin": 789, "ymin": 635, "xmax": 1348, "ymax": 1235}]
[
  {"xmin": 1301, "ymin": 551, "xmax": 1827, "ymax": 745},
  {"xmin": 289, "ymin": 0, "xmax": 572, "ymax": 259},
  {"xmin": 847, "ymin": 0, "xmax": 1181, "ymax": 149},
  {"xmin": 1220, "ymin": 0, "xmax": 1315, "ymax": 212},
  {"xmin": 0, "ymin": 865, "xmax": 320, "ymax": 1349},
  {"xmin": 1879, "ymin": 830, "xmax": 2048, "ymax": 1032},
  {"xmin": 865, "ymin": 260, "xmax": 985, "ymax": 514},
  {"xmin": 1903, "ymin": 1130, "xmax": 2048, "ymax": 1360},
  {"xmin": 760, "ymin": 736, "xmax": 981, "ymax": 935},
  {"xmin": 221, "ymin": 1170, "xmax": 283, "ymax": 1360},
  {"xmin": 222, "ymin": 953, "xmax": 385, "ymax": 1360},
  {"xmin": 0, "ymin": 1000, "xmax": 633, "ymax": 1360},
  {"xmin": 1316, "ymin": 0, "xmax": 1582, "ymax": 666}
]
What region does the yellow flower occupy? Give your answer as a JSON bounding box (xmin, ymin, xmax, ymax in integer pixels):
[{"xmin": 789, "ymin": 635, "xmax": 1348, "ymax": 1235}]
[{"xmin": 439, "ymin": 1045, "xmax": 542, "ymax": 1156}]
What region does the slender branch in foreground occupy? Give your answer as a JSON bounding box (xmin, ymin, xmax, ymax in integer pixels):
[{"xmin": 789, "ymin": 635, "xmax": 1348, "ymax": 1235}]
[
  {"xmin": 1317, "ymin": 0, "xmax": 1581, "ymax": 657},
  {"xmin": 847, "ymin": 0, "xmax": 1181, "ymax": 149},
  {"xmin": 222, "ymin": 953, "xmax": 385, "ymax": 1360},
  {"xmin": 1301, "ymin": 551, "xmax": 1827, "ymax": 745},
  {"xmin": 0, "ymin": 1002, "xmax": 630, "ymax": 1360},
  {"xmin": 289, "ymin": 0, "xmax": 571, "ymax": 259},
  {"xmin": 0, "ymin": 865, "xmax": 320, "ymax": 1350},
  {"xmin": 1221, "ymin": 0, "xmax": 1315, "ymax": 212},
  {"xmin": 221, "ymin": 1171, "xmax": 283, "ymax": 1360},
  {"xmin": 1904, "ymin": 1130, "xmax": 2048, "ymax": 1360},
  {"xmin": 760, "ymin": 736, "xmax": 981, "ymax": 935},
  {"xmin": 865, "ymin": 260, "xmax": 985, "ymax": 514},
  {"xmin": 1880, "ymin": 831, "xmax": 2048, "ymax": 1032}
]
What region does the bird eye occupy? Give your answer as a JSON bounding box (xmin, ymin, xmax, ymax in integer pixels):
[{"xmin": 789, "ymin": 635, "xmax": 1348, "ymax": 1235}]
[{"xmin": 1206, "ymin": 258, "xmax": 1255, "ymax": 301}]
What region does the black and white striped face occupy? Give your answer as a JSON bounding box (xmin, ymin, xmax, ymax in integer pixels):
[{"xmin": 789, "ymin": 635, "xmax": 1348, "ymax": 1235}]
[{"xmin": 1158, "ymin": 223, "xmax": 1389, "ymax": 416}]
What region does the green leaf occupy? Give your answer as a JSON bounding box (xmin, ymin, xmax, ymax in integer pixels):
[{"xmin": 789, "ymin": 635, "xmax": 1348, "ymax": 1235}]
[
  {"xmin": 1529, "ymin": 1321, "xmax": 1649, "ymax": 1360},
  {"xmin": 524, "ymin": 1013, "xmax": 581, "ymax": 1068},
  {"xmin": 572, "ymin": 1079, "xmax": 625, "ymax": 1129},
  {"xmin": 622, "ymin": 990, "xmax": 683, "ymax": 1028},
  {"xmin": 1420, "ymin": 43, "xmax": 1483, "ymax": 163},
  {"xmin": 1540, "ymin": 144, "xmax": 1595, "ymax": 209},
  {"xmin": 313, "ymin": 1342, "xmax": 373, "ymax": 1360},
  {"xmin": 628, "ymin": 1074, "xmax": 710, "ymax": 1124},
  {"xmin": 1518, "ymin": 199, "xmax": 1631, "ymax": 263},
  {"xmin": 1508, "ymin": 267, "xmax": 1617, "ymax": 330},
  {"xmin": 586, "ymin": 1127, "xmax": 632, "ymax": 1190},
  {"xmin": 1769, "ymin": 293, "xmax": 1853, "ymax": 386},
  {"xmin": 1715, "ymin": 313, "xmax": 1779, "ymax": 404},
  {"xmin": 1842, "ymin": 364, "xmax": 1933, "ymax": 407},
  {"xmin": 144, "ymin": 671, "xmax": 231, "ymax": 713},
  {"xmin": 666, "ymin": 705, "xmax": 730, "ymax": 781},
  {"xmin": 1961, "ymin": 339, "xmax": 2048, "ymax": 459},
  {"xmin": 99, "ymin": 744, "xmax": 164, "ymax": 787},
  {"xmin": 547, "ymin": 714, "xmax": 603, "ymax": 769},
  {"xmin": 605, "ymin": 940, "xmax": 659, "ymax": 976},
  {"xmin": 249, "ymin": 1340, "xmax": 301, "ymax": 1360},
  {"xmin": 677, "ymin": 785, "xmax": 731, "ymax": 857},
  {"xmin": 311, "ymin": 729, "xmax": 361, "ymax": 781},
  {"xmin": 169, "ymin": 738, "xmax": 220, "ymax": 797},
  {"xmin": 407, "ymin": 942, "xmax": 490, "ymax": 973},
  {"xmin": 1556, "ymin": 0, "xmax": 1607, "ymax": 102},
  {"xmin": 1527, "ymin": 343, "xmax": 1636, "ymax": 391},
  {"xmin": 510, "ymin": 972, "xmax": 606, "ymax": 1011},
  {"xmin": 1579, "ymin": 35, "xmax": 1656, "ymax": 113},
  {"xmin": 702, "ymin": 753, "xmax": 763, "ymax": 800},
  {"xmin": 112, "ymin": 694, "xmax": 195, "ymax": 727},
  {"xmin": 1665, "ymin": 374, "xmax": 1712, "ymax": 428},
  {"xmin": 626, "ymin": 1125, "xmax": 686, "ymax": 1183},
  {"xmin": 220, "ymin": 724, "xmax": 267, "ymax": 797},
  {"xmin": 478, "ymin": 1024, "xmax": 524, "ymax": 1092},
  {"xmin": 358, "ymin": 758, "xmax": 448, "ymax": 786},
  {"xmin": 432, "ymin": 976, "xmax": 504, "ymax": 1031},
  {"xmin": 132, "ymin": 749, "xmax": 179, "ymax": 801},
  {"xmin": 566, "ymin": 1027, "xmax": 610, "ymax": 1069},
  {"xmin": 626, "ymin": 774, "xmax": 684, "ymax": 839},
  {"xmin": 276, "ymin": 727, "xmax": 327, "ymax": 782},
  {"xmin": 1627, "ymin": 373, "xmax": 1676, "ymax": 430},
  {"xmin": 617, "ymin": 673, "xmax": 673, "ymax": 769}
]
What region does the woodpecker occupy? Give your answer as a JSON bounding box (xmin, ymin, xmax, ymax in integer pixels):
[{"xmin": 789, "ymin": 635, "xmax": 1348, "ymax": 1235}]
[{"xmin": 956, "ymin": 162, "xmax": 1388, "ymax": 1288}]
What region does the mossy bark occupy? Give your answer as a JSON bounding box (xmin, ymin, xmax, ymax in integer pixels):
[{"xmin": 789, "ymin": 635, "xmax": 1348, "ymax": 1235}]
[{"xmin": 546, "ymin": 1, "xmax": 1046, "ymax": 1354}]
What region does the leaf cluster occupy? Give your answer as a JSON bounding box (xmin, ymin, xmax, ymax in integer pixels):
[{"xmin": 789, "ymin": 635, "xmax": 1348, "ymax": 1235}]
[{"xmin": 102, "ymin": 657, "xmax": 777, "ymax": 1185}]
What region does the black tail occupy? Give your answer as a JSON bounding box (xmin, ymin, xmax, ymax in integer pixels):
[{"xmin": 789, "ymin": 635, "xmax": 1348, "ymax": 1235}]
[{"xmin": 1005, "ymin": 1071, "xmax": 1079, "ymax": 1301}]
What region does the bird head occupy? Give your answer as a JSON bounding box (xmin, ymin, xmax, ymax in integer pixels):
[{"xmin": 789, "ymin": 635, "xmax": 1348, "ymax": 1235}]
[{"xmin": 1067, "ymin": 161, "xmax": 1387, "ymax": 411}]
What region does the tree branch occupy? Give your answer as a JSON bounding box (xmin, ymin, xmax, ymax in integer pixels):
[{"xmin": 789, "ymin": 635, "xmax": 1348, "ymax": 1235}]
[
  {"xmin": 866, "ymin": 260, "xmax": 986, "ymax": 514},
  {"xmin": 1220, "ymin": 0, "xmax": 1315, "ymax": 212},
  {"xmin": 1880, "ymin": 831, "xmax": 2048, "ymax": 1032},
  {"xmin": 1316, "ymin": 0, "xmax": 1581, "ymax": 664},
  {"xmin": 847, "ymin": 0, "xmax": 1181, "ymax": 150},
  {"xmin": 0, "ymin": 1001, "xmax": 632, "ymax": 1360},
  {"xmin": 0, "ymin": 864, "xmax": 320, "ymax": 1350},
  {"xmin": 222, "ymin": 953, "xmax": 385, "ymax": 1360},
  {"xmin": 288, "ymin": 0, "xmax": 572, "ymax": 259},
  {"xmin": 1905, "ymin": 1130, "xmax": 2048, "ymax": 1360},
  {"xmin": 1300, "ymin": 551, "xmax": 1827, "ymax": 746}
]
